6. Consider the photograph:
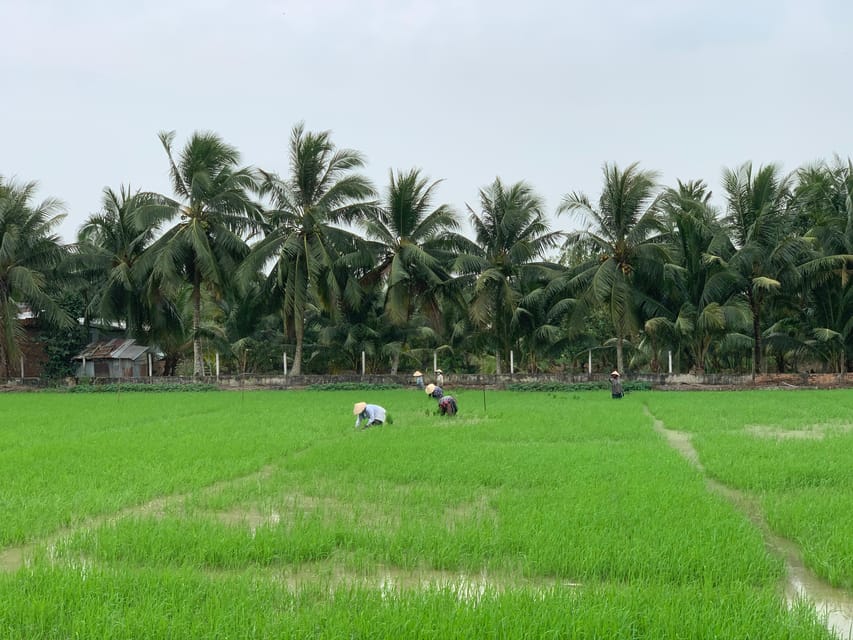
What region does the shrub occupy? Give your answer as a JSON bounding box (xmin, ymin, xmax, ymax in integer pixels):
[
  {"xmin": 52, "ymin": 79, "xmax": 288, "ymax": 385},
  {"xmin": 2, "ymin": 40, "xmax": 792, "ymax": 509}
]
[
  {"xmin": 66, "ymin": 382, "xmax": 218, "ymax": 393},
  {"xmin": 507, "ymin": 380, "xmax": 651, "ymax": 392},
  {"xmin": 307, "ymin": 382, "xmax": 403, "ymax": 391}
]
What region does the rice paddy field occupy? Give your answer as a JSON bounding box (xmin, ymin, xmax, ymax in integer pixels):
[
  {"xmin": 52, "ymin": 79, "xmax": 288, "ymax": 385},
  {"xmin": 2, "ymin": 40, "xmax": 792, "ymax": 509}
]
[{"xmin": 1, "ymin": 387, "xmax": 852, "ymax": 639}]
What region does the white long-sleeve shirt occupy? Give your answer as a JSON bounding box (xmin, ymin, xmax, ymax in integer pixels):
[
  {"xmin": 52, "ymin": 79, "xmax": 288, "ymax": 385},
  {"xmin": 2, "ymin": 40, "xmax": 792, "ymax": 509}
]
[{"xmin": 355, "ymin": 404, "xmax": 386, "ymax": 428}]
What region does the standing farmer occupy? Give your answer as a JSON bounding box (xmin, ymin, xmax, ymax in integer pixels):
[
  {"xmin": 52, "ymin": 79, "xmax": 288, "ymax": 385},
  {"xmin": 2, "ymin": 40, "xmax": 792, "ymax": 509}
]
[{"xmin": 609, "ymin": 371, "xmax": 624, "ymax": 399}]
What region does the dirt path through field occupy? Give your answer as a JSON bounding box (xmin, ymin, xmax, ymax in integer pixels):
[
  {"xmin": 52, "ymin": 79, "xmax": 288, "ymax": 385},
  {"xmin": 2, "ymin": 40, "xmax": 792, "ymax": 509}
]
[
  {"xmin": 0, "ymin": 465, "xmax": 276, "ymax": 573},
  {"xmin": 645, "ymin": 407, "xmax": 853, "ymax": 640}
]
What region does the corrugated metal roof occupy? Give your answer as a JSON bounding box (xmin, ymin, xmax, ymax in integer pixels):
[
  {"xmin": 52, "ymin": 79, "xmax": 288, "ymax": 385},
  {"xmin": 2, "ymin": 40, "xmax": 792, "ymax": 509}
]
[
  {"xmin": 75, "ymin": 338, "xmax": 149, "ymax": 361},
  {"xmin": 114, "ymin": 343, "xmax": 148, "ymax": 360}
]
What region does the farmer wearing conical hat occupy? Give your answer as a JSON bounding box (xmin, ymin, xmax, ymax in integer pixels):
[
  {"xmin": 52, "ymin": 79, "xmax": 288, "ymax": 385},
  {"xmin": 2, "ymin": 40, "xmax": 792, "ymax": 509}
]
[
  {"xmin": 609, "ymin": 370, "xmax": 624, "ymax": 399},
  {"xmin": 412, "ymin": 370, "xmax": 425, "ymax": 390},
  {"xmin": 425, "ymin": 383, "xmax": 443, "ymax": 399},
  {"xmin": 425, "ymin": 384, "xmax": 457, "ymax": 416},
  {"xmin": 353, "ymin": 402, "xmax": 389, "ymax": 429}
]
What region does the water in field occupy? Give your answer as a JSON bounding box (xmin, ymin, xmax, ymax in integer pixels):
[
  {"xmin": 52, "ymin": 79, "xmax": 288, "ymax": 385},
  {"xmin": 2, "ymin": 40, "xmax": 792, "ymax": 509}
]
[
  {"xmin": 787, "ymin": 563, "xmax": 853, "ymax": 640},
  {"xmin": 262, "ymin": 564, "xmax": 578, "ymax": 598},
  {"xmin": 649, "ymin": 411, "xmax": 853, "ymax": 640},
  {"xmin": 0, "ymin": 546, "xmax": 30, "ymax": 572},
  {"xmin": 3, "ymin": 411, "xmax": 851, "ymax": 638},
  {"xmin": 0, "ymin": 465, "xmax": 277, "ymax": 573}
]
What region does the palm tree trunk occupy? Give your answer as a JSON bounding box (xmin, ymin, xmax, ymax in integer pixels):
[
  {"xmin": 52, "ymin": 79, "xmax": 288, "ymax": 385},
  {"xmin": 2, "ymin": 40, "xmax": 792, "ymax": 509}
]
[
  {"xmin": 752, "ymin": 313, "xmax": 762, "ymax": 376},
  {"xmin": 390, "ymin": 349, "xmax": 400, "ymax": 375},
  {"xmin": 748, "ymin": 290, "xmax": 761, "ymax": 378},
  {"xmin": 696, "ymin": 337, "xmax": 709, "ymax": 374},
  {"xmin": 192, "ymin": 272, "xmax": 203, "ymax": 378},
  {"xmin": 292, "ymin": 309, "xmax": 303, "ymax": 376},
  {"xmin": 616, "ymin": 335, "xmax": 625, "ymax": 375},
  {"xmin": 0, "ymin": 328, "xmax": 8, "ymax": 380},
  {"xmin": 1, "ymin": 292, "xmax": 14, "ymax": 378}
]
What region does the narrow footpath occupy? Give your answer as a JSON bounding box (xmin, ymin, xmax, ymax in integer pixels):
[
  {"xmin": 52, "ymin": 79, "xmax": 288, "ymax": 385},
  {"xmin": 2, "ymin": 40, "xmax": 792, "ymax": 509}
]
[{"xmin": 645, "ymin": 406, "xmax": 853, "ymax": 640}]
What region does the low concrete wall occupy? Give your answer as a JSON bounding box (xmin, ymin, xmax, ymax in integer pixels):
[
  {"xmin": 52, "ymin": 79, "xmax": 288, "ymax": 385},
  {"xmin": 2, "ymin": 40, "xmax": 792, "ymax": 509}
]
[
  {"xmin": 190, "ymin": 371, "xmax": 853, "ymax": 390},
  {"xmin": 3, "ymin": 371, "xmax": 852, "ymax": 390}
]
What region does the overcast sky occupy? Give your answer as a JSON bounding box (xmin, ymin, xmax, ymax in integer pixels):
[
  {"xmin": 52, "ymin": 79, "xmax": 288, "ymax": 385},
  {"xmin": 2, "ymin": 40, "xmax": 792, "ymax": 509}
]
[{"xmin": 2, "ymin": 0, "xmax": 851, "ymax": 244}]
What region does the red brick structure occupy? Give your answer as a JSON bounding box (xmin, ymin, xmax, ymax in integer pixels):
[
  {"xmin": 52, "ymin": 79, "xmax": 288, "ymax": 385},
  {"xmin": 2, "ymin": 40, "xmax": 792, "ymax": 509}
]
[{"xmin": 14, "ymin": 319, "xmax": 48, "ymax": 379}]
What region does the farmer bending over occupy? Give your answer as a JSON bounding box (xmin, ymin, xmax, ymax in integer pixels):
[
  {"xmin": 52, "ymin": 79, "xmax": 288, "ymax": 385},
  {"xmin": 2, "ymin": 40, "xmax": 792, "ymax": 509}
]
[
  {"xmin": 438, "ymin": 395, "xmax": 458, "ymax": 416},
  {"xmin": 426, "ymin": 384, "xmax": 457, "ymax": 416},
  {"xmin": 353, "ymin": 402, "xmax": 388, "ymax": 429},
  {"xmin": 425, "ymin": 383, "xmax": 443, "ymax": 399}
]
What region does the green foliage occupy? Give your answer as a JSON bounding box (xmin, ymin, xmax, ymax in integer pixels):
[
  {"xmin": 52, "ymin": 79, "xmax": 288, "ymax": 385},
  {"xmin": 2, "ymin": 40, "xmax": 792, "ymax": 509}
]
[
  {"xmin": 0, "ymin": 178, "xmax": 72, "ymax": 376},
  {"xmin": 241, "ymin": 123, "xmax": 376, "ymax": 377},
  {"xmin": 75, "ymin": 186, "xmax": 164, "ymax": 339},
  {"xmin": 8, "ymin": 148, "xmax": 853, "ymax": 382},
  {"xmin": 363, "ymin": 168, "xmax": 472, "ymax": 327},
  {"xmin": 66, "ymin": 382, "xmax": 218, "ymax": 393},
  {"xmin": 506, "ymin": 380, "xmax": 652, "ymax": 392},
  {"xmin": 307, "ymin": 382, "xmax": 403, "ymax": 391},
  {"xmin": 558, "ymin": 162, "xmax": 668, "ymax": 374},
  {"xmin": 39, "ymin": 324, "xmax": 88, "ymax": 379},
  {"xmin": 38, "ymin": 290, "xmax": 88, "ymax": 380},
  {"xmin": 144, "ymin": 130, "xmax": 260, "ymax": 376},
  {"xmin": 461, "ymin": 178, "xmax": 564, "ymax": 370}
]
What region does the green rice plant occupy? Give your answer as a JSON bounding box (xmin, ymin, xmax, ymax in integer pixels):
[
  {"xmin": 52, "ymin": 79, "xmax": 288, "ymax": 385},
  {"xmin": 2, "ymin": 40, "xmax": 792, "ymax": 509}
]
[
  {"xmin": 645, "ymin": 389, "xmax": 853, "ymax": 433},
  {"xmin": 693, "ymin": 431, "xmax": 853, "ymax": 491},
  {"xmin": 645, "ymin": 389, "xmax": 853, "ymax": 592},
  {"xmin": 0, "ymin": 565, "xmax": 834, "ymax": 639},
  {"xmin": 763, "ymin": 488, "xmax": 853, "ymax": 590},
  {"xmin": 46, "ymin": 392, "xmax": 778, "ymax": 589},
  {"xmin": 0, "ymin": 389, "xmax": 845, "ymax": 638},
  {"xmin": 0, "ymin": 392, "xmax": 313, "ymax": 545}
]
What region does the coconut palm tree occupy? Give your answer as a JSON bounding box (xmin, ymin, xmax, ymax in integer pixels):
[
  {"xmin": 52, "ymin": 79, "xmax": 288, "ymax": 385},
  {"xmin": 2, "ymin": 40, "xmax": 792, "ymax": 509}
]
[
  {"xmin": 142, "ymin": 131, "xmax": 260, "ymax": 376},
  {"xmin": 647, "ymin": 180, "xmax": 750, "ymax": 372},
  {"xmin": 360, "ymin": 169, "xmax": 476, "ymax": 372},
  {"xmin": 792, "ymin": 158, "xmax": 853, "ymax": 371},
  {"xmin": 0, "ymin": 177, "xmax": 72, "ymax": 377},
  {"xmin": 717, "ymin": 162, "xmax": 808, "ymax": 376},
  {"xmin": 240, "ymin": 123, "xmax": 376, "ymax": 376},
  {"xmin": 558, "ymin": 162, "xmax": 669, "ymax": 374},
  {"xmin": 457, "ymin": 178, "xmax": 563, "ymax": 373},
  {"xmin": 76, "ymin": 185, "xmax": 161, "ymax": 338}
]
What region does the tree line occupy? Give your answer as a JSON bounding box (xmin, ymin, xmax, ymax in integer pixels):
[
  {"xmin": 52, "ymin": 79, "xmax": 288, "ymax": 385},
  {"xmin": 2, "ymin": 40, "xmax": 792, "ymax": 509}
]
[{"xmin": 2, "ymin": 124, "xmax": 852, "ymax": 379}]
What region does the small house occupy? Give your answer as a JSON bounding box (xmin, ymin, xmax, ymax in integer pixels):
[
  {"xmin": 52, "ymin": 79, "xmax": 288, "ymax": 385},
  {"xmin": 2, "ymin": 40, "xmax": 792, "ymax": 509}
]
[{"xmin": 74, "ymin": 338, "xmax": 156, "ymax": 379}]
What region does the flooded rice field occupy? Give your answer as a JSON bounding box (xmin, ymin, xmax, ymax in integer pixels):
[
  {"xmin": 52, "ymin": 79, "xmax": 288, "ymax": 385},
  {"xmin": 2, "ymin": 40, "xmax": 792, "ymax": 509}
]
[
  {"xmin": 2, "ymin": 389, "xmax": 851, "ymax": 638},
  {"xmin": 650, "ymin": 411, "xmax": 853, "ymax": 639}
]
